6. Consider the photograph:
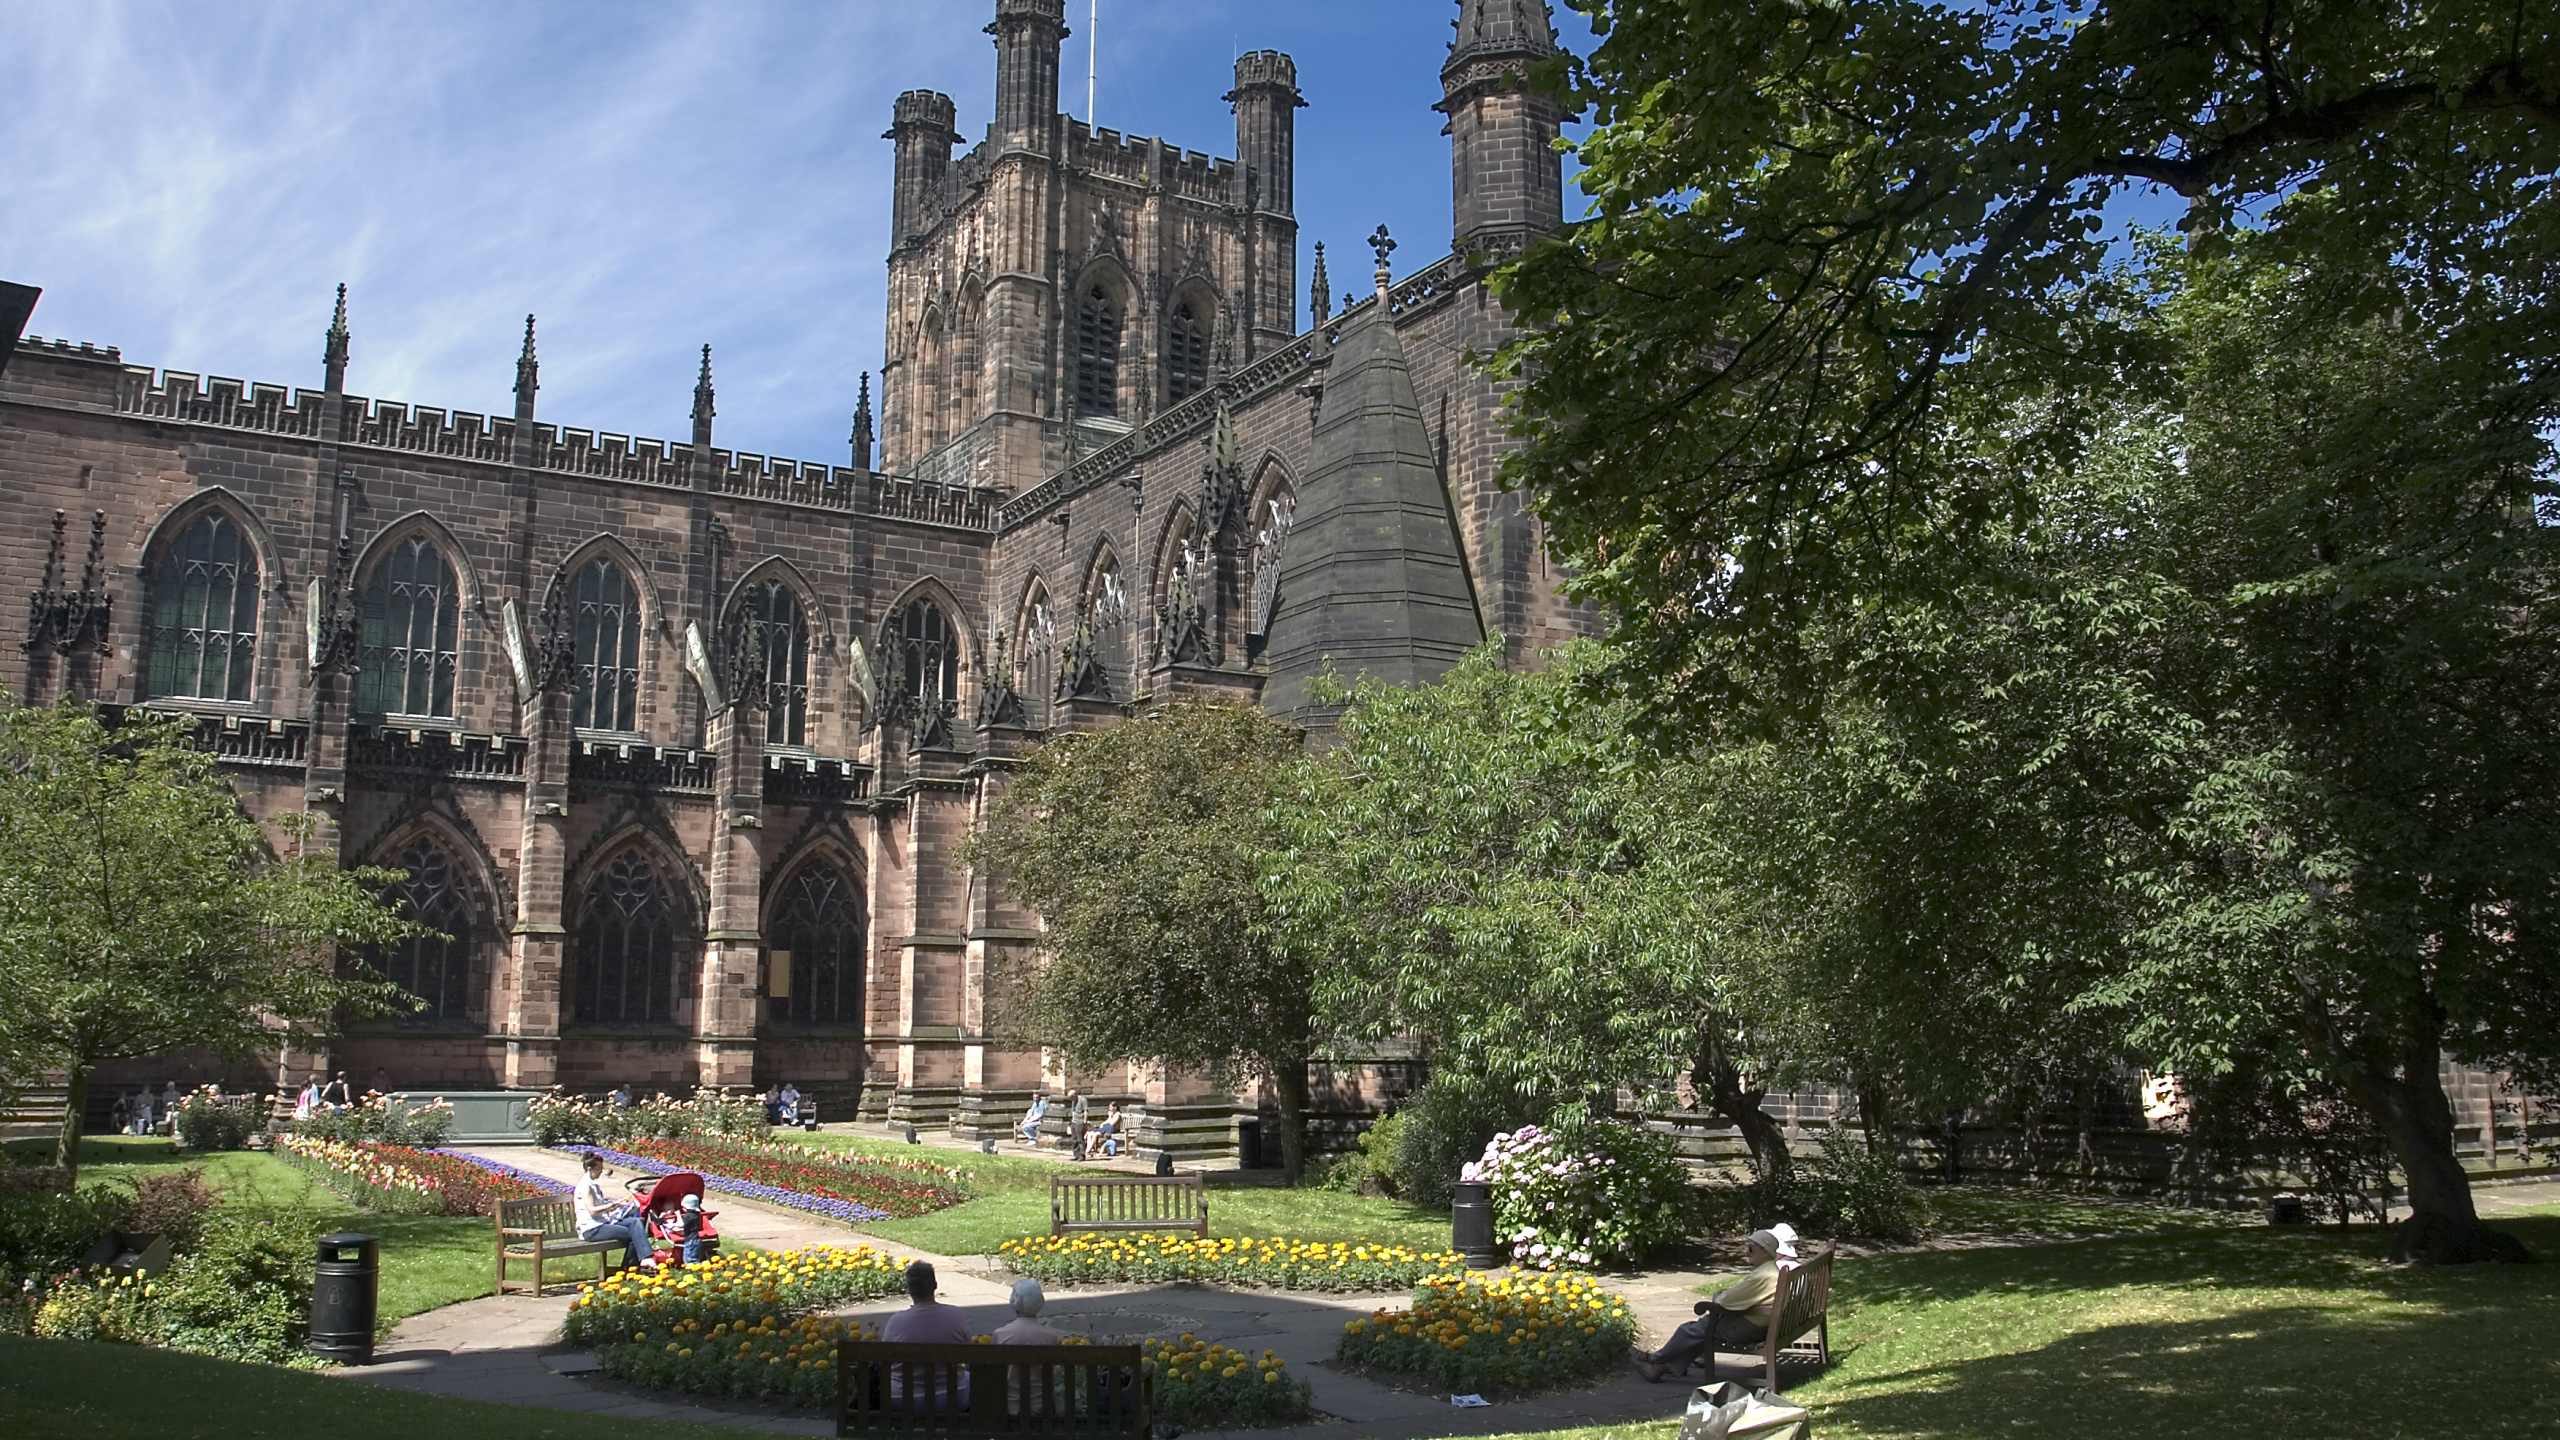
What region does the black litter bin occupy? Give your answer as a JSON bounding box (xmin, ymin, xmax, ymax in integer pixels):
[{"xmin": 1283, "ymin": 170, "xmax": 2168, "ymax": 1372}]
[
  {"xmin": 1235, "ymin": 1117, "xmax": 1263, "ymax": 1171},
  {"xmin": 1452, "ymin": 1180, "xmax": 1501, "ymax": 1269},
  {"xmin": 801, "ymin": 1097, "xmax": 821, "ymax": 1132},
  {"xmin": 309, "ymin": 1232, "xmax": 380, "ymax": 1363}
]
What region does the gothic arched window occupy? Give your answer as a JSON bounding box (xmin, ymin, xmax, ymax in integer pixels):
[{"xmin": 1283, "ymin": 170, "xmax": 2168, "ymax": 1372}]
[
  {"xmin": 148, "ymin": 513, "xmax": 259, "ymax": 702},
  {"xmin": 1167, "ymin": 299, "xmax": 1211, "ymax": 403},
  {"xmin": 571, "ymin": 850, "xmax": 690, "ymax": 1028},
  {"xmin": 742, "ymin": 580, "xmax": 810, "ymax": 746},
  {"xmin": 570, "ymin": 559, "xmax": 642, "ymax": 732},
  {"xmin": 766, "ymin": 864, "xmax": 866, "ymax": 1027},
  {"xmin": 359, "ymin": 536, "xmax": 460, "ymax": 718},
  {"xmin": 372, "ymin": 839, "xmax": 475, "ymax": 1023},
  {"xmin": 1075, "ymin": 283, "xmax": 1121, "ymax": 419},
  {"xmin": 900, "ymin": 600, "xmax": 957, "ymax": 708}
]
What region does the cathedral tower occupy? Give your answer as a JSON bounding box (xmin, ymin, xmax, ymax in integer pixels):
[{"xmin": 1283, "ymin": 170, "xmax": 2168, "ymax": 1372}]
[
  {"xmin": 887, "ymin": 90, "xmax": 960, "ymax": 249},
  {"xmin": 1438, "ymin": 0, "xmax": 1566, "ymax": 257},
  {"xmin": 990, "ymin": 0, "xmax": 1068, "ymax": 152}
]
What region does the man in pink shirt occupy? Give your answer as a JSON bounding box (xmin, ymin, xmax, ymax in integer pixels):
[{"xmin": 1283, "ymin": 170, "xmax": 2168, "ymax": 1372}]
[{"xmin": 880, "ymin": 1260, "xmax": 973, "ymax": 1411}]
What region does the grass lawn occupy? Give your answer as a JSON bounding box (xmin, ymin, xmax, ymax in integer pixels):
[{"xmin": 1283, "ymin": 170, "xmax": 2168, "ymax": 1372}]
[
  {"xmin": 1548, "ymin": 1216, "xmax": 2560, "ymax": 1440},
  {"xmin": 9, "ymin": 1136, "xmax": 615, "ymax": 1325},
  {"xmin": 0, "ymin": 1335, "xmax": 742, "ymax": 1440},
  {"xmin": 782, "ymin": 1131, "xmax": 1453, "ymax": 1255}
]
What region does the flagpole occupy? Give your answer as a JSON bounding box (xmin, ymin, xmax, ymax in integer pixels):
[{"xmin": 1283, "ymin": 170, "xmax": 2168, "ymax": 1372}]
[{"xmin": 1088, "ymin": 0, "xmax": 1098, "ymax": 121}]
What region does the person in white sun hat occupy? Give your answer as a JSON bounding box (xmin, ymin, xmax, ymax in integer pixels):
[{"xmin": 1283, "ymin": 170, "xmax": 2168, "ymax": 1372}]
[{"xmin": 1631, "ymin": 1222, "xmax": 1801, "ymax": 1382}]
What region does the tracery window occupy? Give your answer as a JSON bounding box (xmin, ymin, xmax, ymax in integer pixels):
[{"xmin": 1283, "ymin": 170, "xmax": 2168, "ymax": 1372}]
[
  {"xmin": 372, "ymin": 840, "xmax": 474, "ymax": 1023},
  {"xmin": 147, "ymin": 514, "xmax": 259, "ymax": 702},
  {"xmin": 571, "ymin": 850, "xmax": 689, "ymax": 1028},
  {"xmin": 358, "ymin": 536, "xmax": 460, "ymax": 718},
  {"xmin": 765, "ymin": 865, "xmax": 866, "ymax": 1027},
  {"xmin": 1075, "ymin": 283, "xmax": 1120, "ymax": 419},
  {"xmin": 1166, "ymin": 299, "xmax": 1211, "ymax": 403},
  {"xmin": 570, "ymin": 559, "xmax": 642, "ymax": 732},
  {"xmin": 742, "ymin": 580, "xmax": 810, "ymax": 746},
  {"xmin": 900, "ymin": 600, "xmax": 957, "ymax": 708}
]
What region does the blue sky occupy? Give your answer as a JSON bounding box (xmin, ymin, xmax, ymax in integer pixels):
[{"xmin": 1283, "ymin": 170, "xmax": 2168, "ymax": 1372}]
[{"xmin": 2, "ymin": 1, "xmax": 1573, "ymax": 467}]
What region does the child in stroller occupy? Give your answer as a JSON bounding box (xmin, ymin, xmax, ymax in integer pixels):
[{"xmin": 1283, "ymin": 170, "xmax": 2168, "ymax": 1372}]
[{"xmin": 625, "ymin": 1171, "xmax": 721, "ymax": 1266}]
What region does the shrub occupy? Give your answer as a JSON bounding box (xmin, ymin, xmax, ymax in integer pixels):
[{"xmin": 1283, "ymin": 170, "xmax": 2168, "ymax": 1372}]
[
  {"xmin": 0, "ymin": 1164, "xmax": 74, "ymax": 1200},
  {"xmin": 527, "ymin": 1088, "xmax": 766, "ymax": 1147},
  {"xmin": 1472, "ymin": 1121, "xmax": 1695, "ymax": 1269},
  {"xmin": 996, "ymin": 1233, "xmax": 1462, "ymax": 1291},
  {"xmin": 1147, "ymin": 1335, "xmax": 1313, "ymax": 1425},
  {"xmin": 290, "ymin": 1093, "xmax": 456, "ymax": 1147},
  {"xmin": 1315, "ymin": 1112, "xmax": 1405, "ymax": 1197},
  {"xmin": 0, "ymin": 1186, "xmax": 125, "ymax": 1279},
  {"xmin": 152, "ymin": 1211, "xmax": 317, "ymax": 1365},
  {"xmin": 1699, "ymin": 1130, "xmax": 1933, "ymax": 1244},
  {"xmin": 170, "ymin": 1087, "xmax": 263, "ymax": 1151},
  {"xmin": 116, "ymin": 1166, "xmax": 217, "ymax": 1254},
  {"xmin": 1336, "ymin": 1271, "xmax": 1637, "ymax": 1395},
  {"xmin": 1390, "ymin": 1081, "xmax": 1543, "ymax": 1211}
]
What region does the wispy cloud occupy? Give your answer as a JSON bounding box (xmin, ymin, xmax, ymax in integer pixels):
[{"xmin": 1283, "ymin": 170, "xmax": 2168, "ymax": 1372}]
[{"xmin": 3, "ymin": 1, "xmax": 1571, "ymax": 463}]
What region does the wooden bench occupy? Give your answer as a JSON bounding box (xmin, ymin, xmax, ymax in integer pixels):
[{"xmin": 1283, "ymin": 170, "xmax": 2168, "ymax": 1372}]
[
  {"xmin": 837, "ymin": 1341, "xmax": 1149, "ymax": 1436},
  {"xmin": 493, "ymin": 1196, "xmax": 625, "ymax": 1296},
  {"xmin": 1741, "ymin": 1244, "xmax": 1834, "ymax": 1394},
  {"xmin": 1050, "ymin": 1172, "xmax": 1207, "ymax": 1238}
]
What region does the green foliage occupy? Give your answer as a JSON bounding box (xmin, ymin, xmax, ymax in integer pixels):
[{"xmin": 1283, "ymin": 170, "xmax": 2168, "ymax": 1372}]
[
  {"xmin": 1504, "ymin": 0, "xmax": 2560, "ymax": 739},
  {"xmin": 525, "ymin": 1088, "xmax": 768, "ymax": 1147},
  {"xmin": 1392, "ymin": 1081, "xmax": 1546, "ymax": 1211},
  {"xmin": 30, "ymin": 1271, "xmax": 161, "ymax": 1345},
  {"xmin": 1473, "ymin": 1122, "xmax": 1695, "ymax": 1269},
  {"xmin": 288, "ymin": 1093, "xmax": 457, "ymax": 1147},
  {"xmin": 151, "ymin": 1210, "xmax": 316, "ymax": 1364},
  {"xmin": 1699, "ymin": 1131, "xmax": 1932, "ymax": 1246},
  {"xmin": 0, "ymin": 1185, "xmax": 123, "ymax": 1280},
  {"xmin": 170, "ymin": 1088, "xmax": 265, "ymax": 1152},
  {"xmin": 0, "ymin": 698, "xmax": 420, "ymax": 1178},
  {"xmin": 967, "ymin": 698, "xmax": 1319, "ymax": 1178},
  {"xmin": 1315, "ymin": 1111, "xmax": 1406, "ymax": 1197}
]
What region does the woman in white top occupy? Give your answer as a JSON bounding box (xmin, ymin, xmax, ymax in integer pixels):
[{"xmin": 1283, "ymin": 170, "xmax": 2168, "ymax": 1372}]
[{"xmin": 573, "ymin": 1153, "xmax": 656, "ymax": 1271}]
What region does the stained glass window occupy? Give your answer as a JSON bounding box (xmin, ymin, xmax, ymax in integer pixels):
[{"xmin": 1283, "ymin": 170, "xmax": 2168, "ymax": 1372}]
[
  {"xmin": 148, "ymin": 514, "xmax": 259, "ymax": 702},
  {"xmin": 571, "ymin": 850, "xmax": 689, "ymax": 1027},
  {"xmin": 766, "ymin": 866, "xmax": 865, "ymax": 1027},
  {"xmin": 571, "ymin": 559, "xmax": 642, "ymax": 732},
  {"xmin": 358, "ymin": 536, "xmax": 459, "ymax": 718}
]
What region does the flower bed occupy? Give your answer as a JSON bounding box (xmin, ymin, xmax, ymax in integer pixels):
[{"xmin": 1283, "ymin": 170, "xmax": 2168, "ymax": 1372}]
[
  {"xmin": 1336, "ymin": 1271, "xmax": 1637, "ymax": 1395},
  {"xmin": 564, "ymin": 1246, "xmax": 911, "ymax": 1405},
  {"xmin": 274, "ymin": 1136, "xmax": 561, "ymax": 1216},
  {"xmin": 997, "ymin": 1232, "xmax": 1464, "ymax": 1292},
  {"xmin": 562, "ymin": 1139, "xmax": 971, "ymax": 1224},
  {"xmin": 1148, "ymin": 1334, "xmax": 1314, "ymax": 1426}
]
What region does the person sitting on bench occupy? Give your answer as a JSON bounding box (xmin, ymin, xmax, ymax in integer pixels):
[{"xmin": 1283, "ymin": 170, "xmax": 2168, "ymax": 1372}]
[
  {"xmin": 880, "ymin": 1260, "xmax": 974, "ymax": 1411},
  {"xmin": 1632, "ymin": 1223, "xmax": 1799, "ymax": 1382},
  {"xmin": 1017, "ymin": 1092, "xmax": 1050, "ymax": 1146},
  {"xmin": 1084, "ymin": 1102, "xmax": 1125, "ymax": 1159},
  {"xmin": 573, "ymin": 1152, "xmax": 656, "ymax": 1273}
]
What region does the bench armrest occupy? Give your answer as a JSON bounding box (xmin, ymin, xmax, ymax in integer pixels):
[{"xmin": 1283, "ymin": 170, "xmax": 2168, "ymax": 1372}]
[{"xmin": 500, "ymin": 1227, "xmax": 547, "ymax": 1239}]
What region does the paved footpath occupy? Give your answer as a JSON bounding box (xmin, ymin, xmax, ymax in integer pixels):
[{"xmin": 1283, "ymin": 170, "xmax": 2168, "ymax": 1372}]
[{"xmin": 327, "ymin": 1133, "xmax": 1740, "ymax": 1440}]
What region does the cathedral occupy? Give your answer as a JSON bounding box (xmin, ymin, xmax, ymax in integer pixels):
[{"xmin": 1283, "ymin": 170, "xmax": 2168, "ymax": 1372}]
[{"xmin": 0, "ymin": 0, "xmax": 1592, "ymax": 1156}]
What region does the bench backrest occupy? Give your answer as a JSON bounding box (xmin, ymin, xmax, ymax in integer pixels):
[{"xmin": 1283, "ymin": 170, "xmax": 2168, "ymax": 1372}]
[
  {"xmin": 497, "ymin": 1196, "xmax": 578, "ymax": 1240},
  {"xmin": 1050, "ymin": 1173, "xmax": 1205, "ymax": 1233},
  {"xmin": 837, "ymin": 1341, "xmax": 1147, "ymax": 1436},
  {"xmin": 1767, "ymin": 1245, "xmax": 1833, "ymax": 1346}
]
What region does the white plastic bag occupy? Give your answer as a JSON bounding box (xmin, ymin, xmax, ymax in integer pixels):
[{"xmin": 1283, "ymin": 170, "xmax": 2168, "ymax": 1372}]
[{"xmin": 1676, "ymin": 1381, "xmax": 1812, "ymax": 1440}]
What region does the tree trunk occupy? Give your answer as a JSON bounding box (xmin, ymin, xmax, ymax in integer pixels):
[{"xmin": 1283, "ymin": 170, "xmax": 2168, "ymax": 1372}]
[
  {"xmin": 1271, "ymin": 1058, "xmax": 1311, "ymax": 1186},
  {"xmin": 1697, "ymin": 1036, "xmax": 1790, "ymax": 1188},
  {"xmin": 54, "ymin": 1063, "xmax": 89, "ymax": 1183},
  {"xmin": 2345, "ymin": 1038, "xmax": 2533, "ymax": 1264}
]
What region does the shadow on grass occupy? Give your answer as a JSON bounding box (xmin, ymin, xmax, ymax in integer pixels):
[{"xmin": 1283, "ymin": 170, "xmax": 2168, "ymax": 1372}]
[{"xmin": 1830, "ymin": 1217, "xmax": 2557, "ymax": 1311}]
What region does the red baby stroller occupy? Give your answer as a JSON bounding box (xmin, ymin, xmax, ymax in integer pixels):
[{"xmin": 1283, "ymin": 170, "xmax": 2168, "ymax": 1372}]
[{"xmin": 624, "ymin": 1170, "xmax": 721, "ymax": 1266}]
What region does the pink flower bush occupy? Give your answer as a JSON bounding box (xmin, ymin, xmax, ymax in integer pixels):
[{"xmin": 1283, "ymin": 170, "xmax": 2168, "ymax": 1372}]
[{"xmin": 1471, "ymin": 1123, "xmax": 1694, "ymax": 1269}]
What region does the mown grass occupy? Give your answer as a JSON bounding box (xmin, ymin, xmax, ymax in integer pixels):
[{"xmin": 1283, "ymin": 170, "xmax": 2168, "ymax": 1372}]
[
  {"xmin": 9, "ymin": 1135, "xmax": 613, "ymax": 1324},
  {"xmin": 784, "ymin": 1130, "xmax": 1453, "ymax": 1255},
  {"xmin": 0, "ymin": 1335, "xmax": 744, "ymax": 1440},
  {"xmin": 1535, "ymin": 1216, "xmax": 2560, "ymax": 1440}
]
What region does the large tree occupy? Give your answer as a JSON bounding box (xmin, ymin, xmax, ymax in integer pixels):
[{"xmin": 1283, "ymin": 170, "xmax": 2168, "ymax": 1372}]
[
  {"xmin": 965, "ymin": 699, "xmax": 1319, "ymax": 1180},
  {"xmin": 0, "ymin": 700, "xmax": 417, "ymax": 1180},
  {"xmin": 1505, "ymin": 0, "xmax": 2558, "ymax": 736}
]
